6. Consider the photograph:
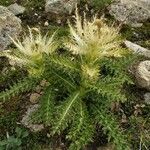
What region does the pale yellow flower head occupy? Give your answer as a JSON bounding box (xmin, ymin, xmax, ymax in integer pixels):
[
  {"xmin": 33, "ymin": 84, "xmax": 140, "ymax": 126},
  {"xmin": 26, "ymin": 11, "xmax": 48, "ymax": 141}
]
[
  {"xmin": 66, "ymin": 8, "xmax": 124, "ymax": 60},
  {"xmin": 2, "ymin": 27, "xmax": 57, "ymax": 76}
]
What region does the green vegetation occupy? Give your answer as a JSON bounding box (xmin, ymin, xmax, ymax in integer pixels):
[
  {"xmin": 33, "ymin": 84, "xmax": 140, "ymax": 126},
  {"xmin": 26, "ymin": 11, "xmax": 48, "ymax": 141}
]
[
  {"xmin": 80, "ymin": 0, "xmax": 112, "ymax": 12},
  {"xmin": 0, "ymin": 0, "xmax": 14, "ymax": 6},
  {"xmin": 0, "ymin": 0, "xmax": 149, "ymax": 149},
  {"xmin": 22, "ymin": 0, "xmax": 45, "ymax": 10},
  {"xmin": 0, "ymin": 0, "xmax": 45, "ymax": 10},
  {"xmin": 92, "ymin": 0, "xmax": 112, "ymax": 9},
  {"xmin": 0, "ymin": 127, "xmax": 29, "ymax": 150},
  {"xmin": 0, "ymin": 9, "xmax": 138, "ymax": 150},
  {"xmin": 121, "ymin": 22, "xmax": 150, "ymax": 49}
]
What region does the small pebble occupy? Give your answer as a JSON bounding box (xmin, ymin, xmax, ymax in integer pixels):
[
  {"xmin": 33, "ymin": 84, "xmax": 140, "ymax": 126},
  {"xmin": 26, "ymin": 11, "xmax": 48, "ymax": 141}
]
[
  {"xmin": 47, "ymin": 133, "xmax": 51, "ymax": 138},
  {"xmin": 30, "ymin": 93, "xmax": 41, "ymax": 104},
  {"xmin": 57, "ymin": 19, "xmax": 61, "ymax": 24},
  {"xmin": 35, "ymin": 85, "xmax": 42, "ymax": 93},
  {"xmin": 40, "ymin": 80, "xmax": 49, "ymax": 87},
  {"xmin": 44, "ymin": 21, "xmax": 49, "ymax": 26},
  {"xmin": 34, "ymin": 13, "xmax": 38, "ymax": 16},
  {"xmin": 144, "ymin": 93, "xmax": 150, "ymax": 104}
]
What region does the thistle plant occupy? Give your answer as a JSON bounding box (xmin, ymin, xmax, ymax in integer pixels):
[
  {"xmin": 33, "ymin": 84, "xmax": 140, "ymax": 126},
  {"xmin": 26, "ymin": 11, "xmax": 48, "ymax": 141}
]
[
  {"xmin": 0, "ymin": 9, "xmax": 137, "ymax": 150},
  {"xmin": 0, "ymin": 28, "xmax": 57, "ymax": 102},
  {"xmin": 3, "ymin": 28, "xmax": 57, "ymax": 76}
]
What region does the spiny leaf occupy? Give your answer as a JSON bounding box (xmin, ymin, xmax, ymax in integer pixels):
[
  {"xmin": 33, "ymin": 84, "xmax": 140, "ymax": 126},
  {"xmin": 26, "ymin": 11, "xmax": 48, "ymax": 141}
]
[
  {"xmin": 50, "ymin": 55, "xmax": 79, "ymax": 73},
  {"xmin": 0, "ymin": 77, "xmax": 39, "ymax": 103},
  {"xmin": 88, "ymin": 77, "xmax": 127, "ymax": 102},
  {"xmin": 67, "ymin": 102, "xmax": 94, "ymax": 150},
  {"xmin": 31, "ymin": 86, "xmax": 55, "ymax": 125},
  {"xmin": 92, "ymin": 105, "xmax": 130, "ymax": 150},
  {"xmin": 52, "ymin": 90, "xmax": 83, "ymax": 135}
]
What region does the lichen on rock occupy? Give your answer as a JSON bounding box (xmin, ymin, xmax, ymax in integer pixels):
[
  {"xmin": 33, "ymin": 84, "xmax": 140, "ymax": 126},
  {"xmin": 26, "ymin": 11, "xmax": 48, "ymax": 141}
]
[
  {"xmin": 21, "ymin": 104, "xmax": 44, "ymax": 132},
  {"xmin": 0, "ymin": 6, "xmax": 22, "ymax": 50},
  {"xmin": 109, "ymin": 0, "xmax": 150, "ymax": 27},
  {"xmin": 45, "ymin": 0, "xmax": 78, "ymax": 15}
]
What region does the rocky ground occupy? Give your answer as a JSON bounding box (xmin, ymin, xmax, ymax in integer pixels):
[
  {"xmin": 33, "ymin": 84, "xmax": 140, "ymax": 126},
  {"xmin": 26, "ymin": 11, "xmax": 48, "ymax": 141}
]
[{"xmin": 0, "ymin": 0, "xmax": 150, "ymax": 150}]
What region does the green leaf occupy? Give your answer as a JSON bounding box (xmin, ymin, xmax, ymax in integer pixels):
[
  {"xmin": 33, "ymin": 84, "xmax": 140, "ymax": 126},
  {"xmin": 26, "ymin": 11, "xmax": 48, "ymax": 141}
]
[
  {"xmin": 32, "ymin": 86, "xmax": 55, "ymax": 125},
  {"xmin": 92, "ymin": 105, "xmax": 130, "ymax": 150},
  {"xmin": 88, "ymin": 76, "xmax": 127, "ymax": 103},
  {"xmin": 50, "ymin": 55, "xmax": 79, "ymax": 72},
  {"xmin": 52, "ymin": 89, "xmax": 83, "ymax": 134},
  {"xmin": 67, "ymin": 102, "xmax": 94, "ymax": 150},
  {"xmin": 0, "ymin": 77, "xmax": 39, "ymax": 103},
  {"xmin": 0, "ymin": 140, "xmax": 7, "ymax": 146}
]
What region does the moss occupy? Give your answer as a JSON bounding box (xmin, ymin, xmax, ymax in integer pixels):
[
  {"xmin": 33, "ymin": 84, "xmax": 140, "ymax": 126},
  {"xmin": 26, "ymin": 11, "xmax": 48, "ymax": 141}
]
[
  {"xmin": 0, "ymin": 112, "xmax": 18, "ymax": 138},
  {"xmin": 0, "ymin": 0, "xmax": 14, "ymax": 6},
  {"xmin": 121, "ymin": 21, "xmax": 150, "ymax": 49},
  {"xmin": 0, "ymin": 0, "xmax": 45, "ymax": 11},
  {"xmin": 92, "ymin": 0, "xmax": 112, "ymax": 9},
  {"xmin": 47, "ymin": 26, "xmax": 69, "ymax": 39},
  {"xmin": 20, "ymin": 0, "xmax": 45, "ymax": 11}
]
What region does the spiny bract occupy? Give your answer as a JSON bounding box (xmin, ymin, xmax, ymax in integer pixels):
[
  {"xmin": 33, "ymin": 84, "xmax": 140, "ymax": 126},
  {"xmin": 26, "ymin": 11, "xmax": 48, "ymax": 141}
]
[
  {"xmin": 2, "ymin": 27, "xmax": 57, "ymax": 76},
  {"xmin": 66, "ymin": 7, "xmax": 124, "ymax": 58}
]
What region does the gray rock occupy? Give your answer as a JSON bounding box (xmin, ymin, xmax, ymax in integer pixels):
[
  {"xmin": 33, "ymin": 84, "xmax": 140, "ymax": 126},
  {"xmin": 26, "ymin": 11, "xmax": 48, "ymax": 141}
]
[
  {"xmin": 124, "ymin": 40, "xmax": 150, "ymax": 58},
  {"xmin": 135, "ymin": 61, "xmax": 150, "ymax": 91},
  {"xmin": 8, "ymin": 3, "xmax": 25, "ymax": 15},
  {"xmin": 0, "ymin": 6, "xmax": 22, "ymax": 50},
  {"xmin": 109, "ymin": 0, "xmax": 150, "ymax": 27},
  {"xmin": 45, "ymin": 0, "xmax": 78, "ymax": 15},
  {"xmin": 144, "ymin": 93, "xmax": 150, "ymax": 104},
  {"xmin": 21, "ymin": 104, "xmax": 44, "ymax": 132}
]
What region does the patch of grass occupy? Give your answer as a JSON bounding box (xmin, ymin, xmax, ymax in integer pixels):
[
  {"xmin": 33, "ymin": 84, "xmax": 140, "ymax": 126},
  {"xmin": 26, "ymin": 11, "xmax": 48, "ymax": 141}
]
[
  {"xmin": 80, "ymin": 0, "xmax": 112, "ymax": 12},
  {"xmin": 0, "ymin": 127, "xmax": 29, "ymax": 150},
  {"xmin": 0, "ymin": 112, "xmax": 18, "ymax": 138},
  {"xmin": 46, "ymin": 25, "xmax": 70, "ymax": 42},
  {"xmin": 20, "ymin": 0, "xmax": 45, "ymax": 11},
  {"xmin": 121, "ymin": 21, "xmax": 150, "ymax": 49},
  {"xmin": 0, "ymin": 0, "xmax": 45, "ymax": 11},
  {"xmin": 0, "ymin": 0, "xmax": 14, "ymax": 6},
  {"xmin": 91, "ymin": 0, "xmax": 112, "ymax": 10},
  {"xmin": 128, "ymin": 116, "xmax": 150, "ymax": 150}
]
